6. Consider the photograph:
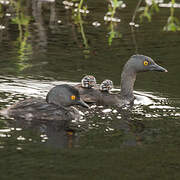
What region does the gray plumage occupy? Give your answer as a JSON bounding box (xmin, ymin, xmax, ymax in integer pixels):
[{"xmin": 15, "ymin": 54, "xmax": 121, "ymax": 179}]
[
  {"xmin": 1, "ymin": 84, "xmax": 89, "ymax": 121},
  {"xmin": 76, "ymin": 54, "xmax": 167, "ymax": 107}
]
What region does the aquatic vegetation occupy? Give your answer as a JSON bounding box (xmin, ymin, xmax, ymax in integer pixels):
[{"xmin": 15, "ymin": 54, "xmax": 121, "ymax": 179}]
[
  {"xmin": 163, "ymin": 0, "xmax": 180, "ymax": 31},
  {"xmin": 107, "ymin": 21, "xmax": 122, "ymax": 46},
  {"xmin": 73, "ymin": 0, "xmax": 90, "ymax": 56},
  {"xmin": 10, "ymin": 0, "xmax": 32, "ymax": 70},
  {"xmin": 92, "ymin": 21, "xmax": 101, "ymax": 27},
  {"xmin": 0, "ymin": 0, "xmax": 179, "ymax": 50},
  {"xmin": 105, "ymin": 0, "xmax": 123, "ymax": 46},
  {"xmin": 63, "ymin": 0, "xmax": 90, "ymax": 57},
  {"xmin": 139, "ymin": 0, "xmax": 159, "ymax": 22},
  {"xmin": 137, "ymin": 0, "xmax": 180, "ymax": 31}
]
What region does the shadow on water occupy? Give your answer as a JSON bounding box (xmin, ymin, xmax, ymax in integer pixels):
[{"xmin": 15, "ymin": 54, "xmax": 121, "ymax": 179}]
[{"xmin": 0, "ymin": 0, "xmax": 180, "ymax": 179}]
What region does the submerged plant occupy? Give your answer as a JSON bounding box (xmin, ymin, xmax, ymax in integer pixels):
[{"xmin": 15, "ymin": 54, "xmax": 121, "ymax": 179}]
[{"xmin": 10, "ymin": 0, "xmax": 32, "ymax": 71}]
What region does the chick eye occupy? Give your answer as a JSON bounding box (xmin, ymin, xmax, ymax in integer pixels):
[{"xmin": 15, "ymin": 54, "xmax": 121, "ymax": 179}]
[
  {"xmin": 144, "ymin": 60, "xmax": 149, "ymax": 66},
  {"xmin": 71, "ymin": 95, "xmax": 76, "ymax": 100}
]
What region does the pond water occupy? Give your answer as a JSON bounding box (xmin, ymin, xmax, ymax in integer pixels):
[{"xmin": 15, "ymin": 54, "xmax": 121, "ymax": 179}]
[{"xmin": 0, "ymin": 0, "xmax": 180, "ymax": 179}]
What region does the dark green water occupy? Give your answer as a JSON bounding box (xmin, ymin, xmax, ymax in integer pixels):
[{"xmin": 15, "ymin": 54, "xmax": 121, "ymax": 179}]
[{"xmin": 0, "ymin": 0, "xmax": 180, "ymax": 179}]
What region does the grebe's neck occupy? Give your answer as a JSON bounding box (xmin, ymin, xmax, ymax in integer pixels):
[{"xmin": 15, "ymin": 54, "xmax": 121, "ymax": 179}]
[{"xmin": 120, "ymin": 67, "xmax": 136, "ymax": 101}]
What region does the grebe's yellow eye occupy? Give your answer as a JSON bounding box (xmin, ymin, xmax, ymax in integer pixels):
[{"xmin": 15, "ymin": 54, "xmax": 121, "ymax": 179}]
[
  {"xmin": 71, "ymin": 95, "xmax": 76, "ymax": 100},
  {"xmin": 144, "ymin": 60, "xmax": 149, "ymax": 66},
  {"xmin": 67, "ymin": 131, "xmax": 73, "ymax": 136}
]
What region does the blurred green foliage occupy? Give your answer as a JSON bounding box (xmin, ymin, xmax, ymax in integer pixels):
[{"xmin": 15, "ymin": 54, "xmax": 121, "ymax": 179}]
[
  {"xmin": 106, "ymin": 0, "xmax": 122, "ymax": 46},
  {"xmin": 163, "ymin": 0, "xmax": 180, "ymax": 31},
  {"xmin": 72, "ymin": 0, "xmax": 90, "ymax": 57},
  {"xmin": 138, "ymin": 0, "xmax": 180, "ymax": 31},
  {"xmin": 0, "ymin": 0, "xmax": 179, "ymax": 50},
  {"xmin": 139, "ymin": 0, "xmax": 159, "ymax": 22}
]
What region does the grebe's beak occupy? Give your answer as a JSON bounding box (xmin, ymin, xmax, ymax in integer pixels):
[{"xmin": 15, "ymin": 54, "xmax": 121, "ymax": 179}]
[{"xmin": 77, "ymin": 99, "xmax": 90, "ymax": 108}]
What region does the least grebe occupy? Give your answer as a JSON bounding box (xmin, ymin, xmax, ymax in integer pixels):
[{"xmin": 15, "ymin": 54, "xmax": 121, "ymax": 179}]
[
  {"xmin": 81, "ymin": 75, "xmax": 96, "ymax": 88},
  {"xmin": 75, "ymin": 55, "xmax": 167, "ymax": 107},
  {"xmin": 96, "ymin": 54, "xmax": 167, "ymax": 107},
  {"xmin": 74, "ymin": 75, "xmax": 100, "ymax": 103},
  {"xmin": 1, "ymin": 84, "xmax": 89, "ymax": 121},
  {"xmin": 46, "ymin": 84, "xmax": 89, "ymax": 108},
  {"xmin": 99, "ymin": 79, "xmax": 113, "ymax": 92}
]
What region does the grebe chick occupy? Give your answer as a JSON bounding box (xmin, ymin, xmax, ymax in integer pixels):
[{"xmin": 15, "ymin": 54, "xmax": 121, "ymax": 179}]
[{"xmin": 74, "ymin": 75, "xmax": 100, "ymax": 103}]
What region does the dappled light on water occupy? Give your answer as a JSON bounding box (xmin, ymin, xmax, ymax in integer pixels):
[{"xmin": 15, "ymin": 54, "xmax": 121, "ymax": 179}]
[{"xmin": 0, "ymin": 76, "xmax": 179, "ymax": 149}]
